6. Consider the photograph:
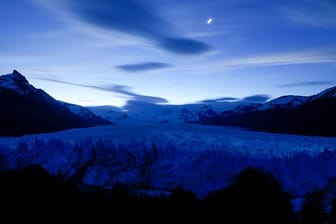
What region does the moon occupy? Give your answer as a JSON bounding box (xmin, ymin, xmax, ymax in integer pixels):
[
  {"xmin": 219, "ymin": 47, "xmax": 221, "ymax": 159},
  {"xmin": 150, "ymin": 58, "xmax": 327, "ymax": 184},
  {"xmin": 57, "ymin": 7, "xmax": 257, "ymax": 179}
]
[{"xmin": 207, "ymin": 18, "xmax": 213, "ymax": 25}]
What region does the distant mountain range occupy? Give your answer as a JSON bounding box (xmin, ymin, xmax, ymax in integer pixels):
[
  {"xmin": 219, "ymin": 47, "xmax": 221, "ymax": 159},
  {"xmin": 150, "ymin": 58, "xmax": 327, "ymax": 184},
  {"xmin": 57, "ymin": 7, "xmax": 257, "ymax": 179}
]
[
  {"xmin": 87, "ymin": 85, "xmax": 336, "ymax": 137},
  {"xmin": 201, "ymin": 86, "xmax": 336, "ymax": 137},
  {"xmin": 2, "ymin": 70, "xmax": 334, "ymax": 137},
  {"xmin": 87, "ymin": 100, "xmax": 243, "ymax": 125},
  {"xmin": 0, "ymin": 70, "xmax": 111, "ymax": 136},
  {"xmin": 88, "ymin": 85, "xmax": 336, "ymax": 137}
]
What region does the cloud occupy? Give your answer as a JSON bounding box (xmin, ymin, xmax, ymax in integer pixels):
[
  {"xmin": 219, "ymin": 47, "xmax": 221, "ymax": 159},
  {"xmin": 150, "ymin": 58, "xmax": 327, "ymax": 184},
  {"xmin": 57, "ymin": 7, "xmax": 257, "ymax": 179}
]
[
  {"xmin": 157, "ymin": 37, "xmax": 210, "ymax": 55},
  {"xmin": 242, "ymin": 94, "xmax": 270, "ymax": 103},
  {"xmin": 278, "ymin": 81, "xmax": 336, "ymax": 88},
  {"xmin": 103, "ymin": 85, "xmax": 168, "ymax": 103},
  {"xmin": 201, "ymin": 97, "xmax": 239, "ymax": 103},
  {"xmin": 280, "ymin": 0, "xmax": 336, "ymax": 28},
  {"xmin": 167, "ymin": 48, "xmax": 336, "ymax": 75},
  {"xmin": 116, "ymin": 62, "xmax": 171, "ymax": 72},
  {"xmin": 37, "ymin": 0, "xmax": 210, "ymax": 54},
  {"xmin": 40, "ymin": 78, "xmax": 168, "ymax": 104},
  {"xmin": 222, "ymin": 48, "xmax": 336, "ymax": 67},
  {"xmin": 188, "ymin": 31, "xmax": 229, "ymax": 38},
  {"xmin": 199, "ymin": 95, "xmax": 270, "ymax": 105}
]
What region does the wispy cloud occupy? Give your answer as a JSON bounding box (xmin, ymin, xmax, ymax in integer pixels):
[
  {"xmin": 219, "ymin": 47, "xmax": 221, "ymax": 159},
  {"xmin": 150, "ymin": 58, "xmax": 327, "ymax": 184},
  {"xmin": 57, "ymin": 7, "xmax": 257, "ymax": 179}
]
[
  {"xmin": 278, "ymin": 80, "xmax": 336, "ymax": 88},
  {"xmin": 242, "ymin": 94, "xmax": 271, "ymax": 103},
  {"xmin": 280, "ymin": 0, "xmax": 336, "ymax": 28},
  {"xmin": 200, "ymin": 95, "xmax": 270, "ymax": 104},
  {"xmin": 39, "ymin": 78, "xmax": 168, "ymax": 104},
  {"xmin": 187, "ymin": 31, "xmax": 229, "ymax": 38},
  {"xmin": 34, "ymin": 0, "xmax": 210, "ymax": 55},
  {"xmin": 201, "ymin": 97, "xmax": 239, "ymax": 103},
  {"xmin": 0, "ymin": 54, "xmax": 45, "ymax": 64},
  {"xmin": 175, "ymin": 48, "xmax": 336, "ymax": 74},
  {"xmin": 116, "ymin": 62, "xmax": 171, "ymax": 72},
  {"xmin": 221, "ymin": 48, "xmax": 336, "ymax": 67}
]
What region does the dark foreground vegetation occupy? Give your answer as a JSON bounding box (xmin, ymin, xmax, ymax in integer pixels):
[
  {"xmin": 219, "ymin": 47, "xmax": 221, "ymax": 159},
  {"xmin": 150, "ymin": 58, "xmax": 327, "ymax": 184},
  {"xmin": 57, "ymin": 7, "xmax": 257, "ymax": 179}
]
[{"xmin": 0, "ymin": 165, "xmax": 335, "ymax": 223}]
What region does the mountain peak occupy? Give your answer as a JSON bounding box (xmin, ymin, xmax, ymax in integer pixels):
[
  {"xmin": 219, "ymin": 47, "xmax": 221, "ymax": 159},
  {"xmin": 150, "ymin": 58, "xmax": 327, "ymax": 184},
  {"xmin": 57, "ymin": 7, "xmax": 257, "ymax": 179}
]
[
  {"xmin": 13, "ymin": 69, "xmax": 22, "ymax": 75},
  {"xmin": 13, "ymin": 68, "xmax": 26, "ymax": 76},
  {"xmin": 0, "ymin": 70, "xmax": 33, "ymax": 95},
  {"xmin": 11, "ymin": 69, "xmax": 29, "ymax": 81}
]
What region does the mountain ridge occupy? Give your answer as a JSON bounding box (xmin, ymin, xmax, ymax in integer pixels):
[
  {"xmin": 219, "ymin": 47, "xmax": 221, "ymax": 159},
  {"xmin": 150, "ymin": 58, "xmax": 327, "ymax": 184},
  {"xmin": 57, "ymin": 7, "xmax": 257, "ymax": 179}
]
[
  {"xmin": 201, "ymin": 85, "xmax": 336, "ymax": 137},
  {"xmin": 0, "ymin": 70, "xmax": 111, "ymax": 136}
]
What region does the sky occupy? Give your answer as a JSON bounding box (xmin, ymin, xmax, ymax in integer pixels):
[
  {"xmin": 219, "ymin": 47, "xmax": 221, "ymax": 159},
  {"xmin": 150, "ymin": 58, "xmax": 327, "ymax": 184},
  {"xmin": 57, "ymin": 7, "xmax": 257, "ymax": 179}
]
[{"xmin": 1, "ymin": 0, "xmax": 336, "ymax": 106}]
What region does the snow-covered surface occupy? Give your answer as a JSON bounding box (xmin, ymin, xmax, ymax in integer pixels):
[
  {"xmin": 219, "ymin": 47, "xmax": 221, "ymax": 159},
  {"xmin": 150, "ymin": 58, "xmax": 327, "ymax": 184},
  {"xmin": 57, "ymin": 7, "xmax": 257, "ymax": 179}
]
[
  {"xmin": 0, "ymin": 71, "xmax": 35, "ymax": 95},
  {"xmin": 65, "ymin": 103, "xmax": 83, "ymax": 115},
  {"xmin": 0, "ymin": 124, "xmax": 336, "ymax": 198},
  {"xmin": 260, "ymin": 96, "xmax": 307, "ymax": 110},
  {"xmin": 311, "ymin": 86, "xmax": 336, "ymax": 101},
  {"xmin": 88, "ymin": 100, "xmax": 238, "ymax": 124},
  {"xmin": 63, "ymin": 102, "xmax": 98, "ymax": 119},
  {"xmin": 212, "ymin": 85, "xmax": 336, "ymax": 114}
]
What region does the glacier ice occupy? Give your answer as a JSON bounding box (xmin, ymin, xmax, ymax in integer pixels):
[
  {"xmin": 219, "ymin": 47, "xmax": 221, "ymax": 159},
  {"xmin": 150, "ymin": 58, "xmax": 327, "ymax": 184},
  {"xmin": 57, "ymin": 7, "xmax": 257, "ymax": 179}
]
[{"xmin": 0, "ymin": 124, "xmax": 336, "ymax": 198}]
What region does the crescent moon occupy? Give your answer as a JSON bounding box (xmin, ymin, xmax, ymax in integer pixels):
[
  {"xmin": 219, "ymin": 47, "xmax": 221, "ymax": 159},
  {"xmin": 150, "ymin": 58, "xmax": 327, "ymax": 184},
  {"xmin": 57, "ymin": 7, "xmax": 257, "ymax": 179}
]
[{"xmin": 207, "ymin": 18, "xmax": 213, "ymax": 25}]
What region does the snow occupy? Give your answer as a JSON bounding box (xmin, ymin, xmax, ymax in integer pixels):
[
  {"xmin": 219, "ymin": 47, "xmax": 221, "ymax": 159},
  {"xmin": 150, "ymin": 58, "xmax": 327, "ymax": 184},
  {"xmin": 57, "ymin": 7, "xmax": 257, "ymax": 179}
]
[
  {"xmin": 63, "ymin": 102, "xmax": 97, "ymax": 118},
  {"xmin": 0, "ymin": 124, "xmax": 336, "ymax": 198},
  {"xmin": 225, "ymin": 85, "xmax": 336, "ymax": 113},
  {"xmin": 88, "ymin": 100, "xmax": 238, "ymax": 124},
  {"xmin": 310, "ymin": 86, "xmax": 336, "ymax": 101},
  {"xmin": 0, "ymin": 70, "xmax": 39, "ymax": 96},
  {"xmin": 0, "ymin": 75, "xmax": 19, "ymax": 91},
  {"xmin": 65, "ymin": 103, "xmax": 83, "ymax": 115},
  {"xmin": 259, "ymin": 95, "xmax": 307, "ymax": 110}
]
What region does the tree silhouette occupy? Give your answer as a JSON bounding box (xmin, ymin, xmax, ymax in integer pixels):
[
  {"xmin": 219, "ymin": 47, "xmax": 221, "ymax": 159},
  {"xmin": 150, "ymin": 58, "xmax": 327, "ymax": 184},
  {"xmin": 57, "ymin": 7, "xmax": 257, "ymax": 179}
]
[
  {"xmin": 203, "ymin": 168, "xmax": 296, "ymax": 223},
  {"xmin": 300, "ymin": 190, "xmax": 329, "ymax": 224}
]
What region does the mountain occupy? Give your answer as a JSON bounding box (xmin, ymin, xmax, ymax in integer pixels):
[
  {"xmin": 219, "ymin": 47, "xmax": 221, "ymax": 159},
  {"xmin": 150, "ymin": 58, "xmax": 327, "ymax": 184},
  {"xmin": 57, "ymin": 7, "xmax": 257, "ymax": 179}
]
[
  {"xmin": 87, "ymin": 100, "xmax": 242, "ymax": 125},
  {"xmin": 201, "ymin": 86, "xmax": 336, "ymax": 137},
  {"xmin": 0, "ymin": 70, "xmax": 111, "ymax": 136},
  {"xmin": 259, "ymin": 95, "xmax": 307, "ymax": 111}
]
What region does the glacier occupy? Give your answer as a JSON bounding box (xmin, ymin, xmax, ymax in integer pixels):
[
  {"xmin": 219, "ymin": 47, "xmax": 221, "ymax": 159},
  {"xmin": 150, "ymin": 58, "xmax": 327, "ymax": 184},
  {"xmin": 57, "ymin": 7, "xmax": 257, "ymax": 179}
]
[{"xmin": 0, "ymin": 123, "xmax": 336, "ymax": 198}]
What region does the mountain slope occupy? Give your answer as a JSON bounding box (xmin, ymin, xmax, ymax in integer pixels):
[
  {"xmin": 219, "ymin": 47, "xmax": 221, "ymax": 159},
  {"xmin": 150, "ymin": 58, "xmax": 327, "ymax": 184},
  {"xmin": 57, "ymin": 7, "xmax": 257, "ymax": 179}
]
[
  {"xmin": 0, "ymin": 70, "xmax": 111, "ymax": 136},
  {"xmin": 201, "ymin": 86, "xmax": 336, "ymax": 137}
]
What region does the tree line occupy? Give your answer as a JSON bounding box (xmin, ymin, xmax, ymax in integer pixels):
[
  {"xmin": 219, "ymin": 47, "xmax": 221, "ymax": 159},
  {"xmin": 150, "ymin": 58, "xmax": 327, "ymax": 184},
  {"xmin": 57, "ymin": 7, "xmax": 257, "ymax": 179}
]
[{"xmin": 0, "ymin": 165, "xmax": 335, "ymax": 223}]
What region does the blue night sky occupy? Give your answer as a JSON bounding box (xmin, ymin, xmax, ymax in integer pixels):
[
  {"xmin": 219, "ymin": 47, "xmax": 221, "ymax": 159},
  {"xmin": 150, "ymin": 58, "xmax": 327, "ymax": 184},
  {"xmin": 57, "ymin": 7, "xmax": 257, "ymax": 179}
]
[{"xmin": 1, "ymin": 0, "xmax": 336, "ymax": 106}]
